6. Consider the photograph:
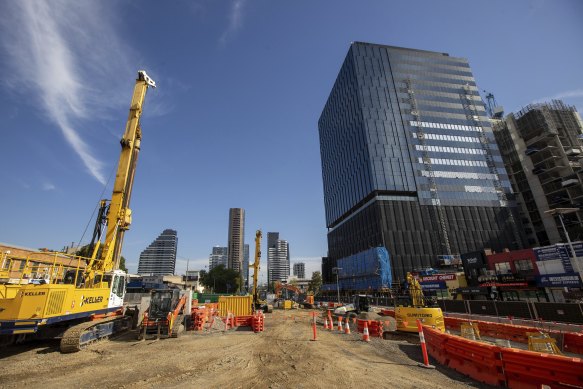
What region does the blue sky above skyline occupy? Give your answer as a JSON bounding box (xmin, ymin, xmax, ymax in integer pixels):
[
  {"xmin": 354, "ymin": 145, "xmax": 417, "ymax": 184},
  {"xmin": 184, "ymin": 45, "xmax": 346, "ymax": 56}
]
[{"xmin": 0, "ymin": 0, "xmax": 581, "ymax": 282}]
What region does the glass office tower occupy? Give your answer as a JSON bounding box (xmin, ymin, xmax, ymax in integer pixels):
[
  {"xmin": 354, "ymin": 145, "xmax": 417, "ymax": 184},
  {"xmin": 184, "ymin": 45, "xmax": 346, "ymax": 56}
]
[{"xmin": 318, "ymin": 42, "xmax": 523, "ymax": 282}]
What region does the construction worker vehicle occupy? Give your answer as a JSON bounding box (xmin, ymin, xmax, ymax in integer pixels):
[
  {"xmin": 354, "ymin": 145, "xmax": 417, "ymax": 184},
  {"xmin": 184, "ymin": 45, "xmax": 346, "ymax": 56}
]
[
  {"xmin": 137, "ymin": 289, "xmax": 186, "ymax": 340},
  {"xmin": 394, "ymin": 272, "xmax": 445, "ymax": 333},
  {"xmin": 0, "ymin": 71, "xmax": 156, "ymax": 352},
  {"xmin": 250, "ymin": 230, "xmax": 273, "ymax": 313}
]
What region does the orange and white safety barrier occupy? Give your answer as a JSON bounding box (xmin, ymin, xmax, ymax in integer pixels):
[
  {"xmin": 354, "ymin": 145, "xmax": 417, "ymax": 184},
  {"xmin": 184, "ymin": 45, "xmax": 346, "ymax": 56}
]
[
  {"xmin": 362, "ymin": 321, "xmax": 370, "ymax": 342},
  {"xmin": 311, "ymin": 312, "xmax": 317, "ymax": 341},
  {"xmin": 416, "ymin": 319, "xmax": 435, "ymax": 369}
]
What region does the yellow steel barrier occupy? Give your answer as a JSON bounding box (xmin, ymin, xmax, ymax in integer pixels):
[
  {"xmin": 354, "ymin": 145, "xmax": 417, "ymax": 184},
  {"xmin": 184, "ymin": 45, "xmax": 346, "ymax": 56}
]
[{"xmin": 219, "ymin": 295, "xmax": 253, "ymax": 317}]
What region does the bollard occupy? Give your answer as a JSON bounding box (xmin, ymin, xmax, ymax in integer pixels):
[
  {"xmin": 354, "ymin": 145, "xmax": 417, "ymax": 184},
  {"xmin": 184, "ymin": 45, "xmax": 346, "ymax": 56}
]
[
  {"xmin": 311, "ymin": 312, "xmax": 317, "ymax": 341},
  {"xmin": 416, "ymin": 319, "xmax": 435, "ymax": 369}
]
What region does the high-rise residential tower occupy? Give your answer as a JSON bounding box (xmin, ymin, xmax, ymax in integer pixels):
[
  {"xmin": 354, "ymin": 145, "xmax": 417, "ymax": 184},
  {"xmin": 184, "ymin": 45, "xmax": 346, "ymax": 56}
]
[
  {"xmin": 493, "ymin": 100, "xmax": 583, "ymax": 246},
  {"xmin": 267, "ymin": 232, "xmax": 290, "ymax": 285},
  {"xmin": 209, "ymin": 246, "xmax": 228, "ymax": 270},
  {"xmin": 228, "ymin": 208, "xmax": 245, "ymax": 282},
  {"xmin": 319, "ymin": 42, "xmax": 523, "ymax": 282},
  {"xmin": 293, "ymin": 262, "xmax": 306, "ymax": 279},
  {"xmin": 266, "ymin": 232, "xmax": 279, "ymax": 285},
  {"xmin": 137, "ymin": 229, "xmax": 178, "ymax": 275}
]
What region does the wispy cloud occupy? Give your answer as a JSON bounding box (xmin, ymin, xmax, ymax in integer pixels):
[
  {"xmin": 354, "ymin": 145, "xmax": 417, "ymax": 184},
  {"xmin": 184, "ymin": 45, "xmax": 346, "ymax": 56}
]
[
  {"xmin": 219, "ymin": 0, "xmax": 248, "ymax": 45},
  {"xmin": 532, "ymin": 89, "xmax": 583, "ymax": 104},
  {"xmin": 0, "ymin": 1, "xmax": 134, "ymax": 184},
  {"xmin": 42, "ymin": 182, "xmax": 56, "ymax": 191}
]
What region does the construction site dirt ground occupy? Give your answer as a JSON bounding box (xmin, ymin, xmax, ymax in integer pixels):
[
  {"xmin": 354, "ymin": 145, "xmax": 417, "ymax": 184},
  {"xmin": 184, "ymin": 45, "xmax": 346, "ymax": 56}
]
[{"xmin": 0, "ymin": 310, "xmax": 492, "ymax": 389}]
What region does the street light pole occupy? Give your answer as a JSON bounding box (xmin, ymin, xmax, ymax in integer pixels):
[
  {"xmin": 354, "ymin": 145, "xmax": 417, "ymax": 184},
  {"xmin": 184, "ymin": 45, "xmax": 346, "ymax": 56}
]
[
  {"xmin": 545, "ymin": 208, "xmax": 583, "ymax": 285},
  {"xmin": 333, "ymin": 267, "xmax": 342, "ymax": 304}
]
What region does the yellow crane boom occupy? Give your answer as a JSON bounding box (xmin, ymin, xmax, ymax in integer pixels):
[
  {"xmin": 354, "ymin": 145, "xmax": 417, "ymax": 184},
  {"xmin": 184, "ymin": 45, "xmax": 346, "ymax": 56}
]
[
  {"xmin": 250, "ymin": 230, "xmax": 262, "ymax": 305},
  {"xmin": 84, "ymin": 70, "xmax": 156, "ymax": 282}
]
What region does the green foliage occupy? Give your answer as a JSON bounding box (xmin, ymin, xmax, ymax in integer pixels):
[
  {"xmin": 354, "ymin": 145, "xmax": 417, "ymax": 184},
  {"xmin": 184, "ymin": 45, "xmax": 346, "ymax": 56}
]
[
  {"xmin": 76, "ymin": 244, "xmax": 127, "ymax": 272},
  {"xmin": 308, "ymin": 271, "xmax": 322, "ymax": 295},
  {"xmin": 118, "ymin": 256, "xmax": 128, "ymax": 272},
  {"xmin": 199, "ymin": 265, "xmax": 240, "ymax": 293}
]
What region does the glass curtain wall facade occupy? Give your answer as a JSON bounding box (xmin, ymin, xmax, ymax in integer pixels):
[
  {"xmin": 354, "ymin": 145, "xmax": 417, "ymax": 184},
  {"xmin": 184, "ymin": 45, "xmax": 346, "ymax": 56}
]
[
  {"xmin": 319, "ymin": 42, "xmax": 523, "ymax": 282},
  {"xmin": 137, "ymin": 229, "xmax": 178, "ymax": 275}
]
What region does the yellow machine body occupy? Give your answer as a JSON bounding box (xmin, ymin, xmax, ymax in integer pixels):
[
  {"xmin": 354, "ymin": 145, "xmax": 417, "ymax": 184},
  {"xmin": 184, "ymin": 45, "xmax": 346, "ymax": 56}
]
[{"xmin": 395, "ymin": 306, "xmax": 445, "ymax": 333}]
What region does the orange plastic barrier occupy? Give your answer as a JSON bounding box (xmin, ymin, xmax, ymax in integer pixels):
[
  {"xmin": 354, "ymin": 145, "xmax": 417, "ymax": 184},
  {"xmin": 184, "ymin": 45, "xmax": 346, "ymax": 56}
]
[
  {"xmin": 423, "ymin": 325, "xmax": 583, "ymax": 388},
  {"xmin": 356, "ymin": 319, "xmax": 383, "ymax": 337},
  {"xmin": 564, "ymin": 332, "xmax": 583, "ymax": 355},
  {"xmin": 445, "ymin": 333, "xmax": 505, "ymax": 386},
  {"xmin": 501, "ymin": 348, "xmax": 583, "ymax": 389},
  {"xmin": 252, "ymin": 312, "xmax": 264, "ymax": 333},
  {"xmin": 445, "ymin": 316, "xmax": 583, "ymax": 355}
]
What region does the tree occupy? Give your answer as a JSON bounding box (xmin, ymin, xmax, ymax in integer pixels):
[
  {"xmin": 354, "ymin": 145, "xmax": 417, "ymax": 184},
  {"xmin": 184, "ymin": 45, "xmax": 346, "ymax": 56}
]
[
  {"xmin": 308, "ymin": 271, "xmax": 322, "ymax": 295},
  {"xmin": 199, "ymin": 265, "xmax": 240, "ymax": 293},
  {"xmin": 118, "ymin": 256, "xmax": 128, "ymax": 272}
]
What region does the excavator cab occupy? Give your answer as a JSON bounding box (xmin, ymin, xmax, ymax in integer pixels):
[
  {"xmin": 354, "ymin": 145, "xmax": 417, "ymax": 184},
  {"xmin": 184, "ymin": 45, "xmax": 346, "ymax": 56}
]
[
  {"xmin": 138, "ymin": 288, "xmax": 186, "ymax": 340},
  {"xmin": 149, "ymin": 289, "xmax": 180, "ymax": 320},
  {"xmin": 353, "ymin": 294, "xmax": 372, "ymax": 313}
]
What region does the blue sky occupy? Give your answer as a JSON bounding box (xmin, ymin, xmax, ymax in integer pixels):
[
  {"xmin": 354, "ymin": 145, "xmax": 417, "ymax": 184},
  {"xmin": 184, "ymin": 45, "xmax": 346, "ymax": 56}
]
[{"xmin": 0, "ymin": 0, "xmax": 581, "ymax": 282}]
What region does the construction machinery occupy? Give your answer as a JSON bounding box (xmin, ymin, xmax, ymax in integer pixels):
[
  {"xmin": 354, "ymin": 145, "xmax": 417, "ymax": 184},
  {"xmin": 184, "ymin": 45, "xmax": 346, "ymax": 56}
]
[
  {"xmin": 274, "ymin": 281, "xmax": 315, "ymax": 309},
  {"xmin": 137, "ymin": 289, "xmax": 186, "ymax": 340},
  {"xmin": 394, "ymin": 272, "xmax": 445, "ymax": 333},
  {"xmin": 0, "ymin": 71, "xmax": 156, "ymax": 352},
  {"xmin": 250, "ymin": 230, "xmax": 272, "ymax": 313}
]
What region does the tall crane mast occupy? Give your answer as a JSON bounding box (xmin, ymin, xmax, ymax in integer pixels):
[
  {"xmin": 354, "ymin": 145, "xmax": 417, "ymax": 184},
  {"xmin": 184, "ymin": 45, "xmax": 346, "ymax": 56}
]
[
  {"xmin": 84, "ymin": 71, "xmax": 156, "ymax": 283},
  {"xmin": 250, "ymin": 230, "xmax": 262, "ymax": 306}
]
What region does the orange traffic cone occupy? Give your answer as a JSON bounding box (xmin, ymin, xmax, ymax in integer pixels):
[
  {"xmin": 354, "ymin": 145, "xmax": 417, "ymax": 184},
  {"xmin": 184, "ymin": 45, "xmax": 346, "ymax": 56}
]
[
  {"xmin": 344, "ymin": 317, "xmax": 351, "ymax": 335},
  {"xmin": 324, "ymin": 317, "xmax": 329, "ymax": 329},
  {"xmin": 327, "ymin": 313, "xmax": 333, "ymax": 331},
  {"xmin": 362, "ymin": 321, "xmax": 370, "ymax": 342},
  {"xmin": 337, "ymin": 316, "xmax": 343, "ymax": 332}
]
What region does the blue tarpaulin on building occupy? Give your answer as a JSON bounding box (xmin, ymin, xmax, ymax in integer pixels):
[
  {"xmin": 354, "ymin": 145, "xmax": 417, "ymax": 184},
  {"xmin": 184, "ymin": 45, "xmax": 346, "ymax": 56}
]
[{"xmin": 335, "ymin": 247, "xmax": 392, "ymax": 290}]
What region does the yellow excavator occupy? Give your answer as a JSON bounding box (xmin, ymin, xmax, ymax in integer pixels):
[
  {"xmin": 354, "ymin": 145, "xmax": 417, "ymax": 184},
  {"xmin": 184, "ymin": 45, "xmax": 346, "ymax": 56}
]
[
  {"xmin": 0, "ymin": 70, "xmax": 156, "ymax": 352},
  {"xmin": 250, "ymin": 230, "xmax": 272, "ymax": 313},
  {"xmin": 394, "ymin": 272, "xmax": 445, "ymax": 332}
]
